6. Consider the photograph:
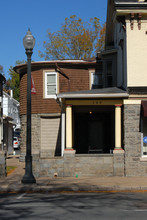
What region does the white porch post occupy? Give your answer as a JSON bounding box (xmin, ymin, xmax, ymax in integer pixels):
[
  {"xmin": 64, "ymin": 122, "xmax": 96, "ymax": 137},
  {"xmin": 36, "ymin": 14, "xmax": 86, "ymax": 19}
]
[
  {"xmin": 115, "ymin": 104, "xmax": 122, "ymax": 149},
  {"xmin": 61, "ymin": 111, "xmax": 65, "ymax": 156},
  {"xmin": 66, "ymin": 105, "xmax": 72, "ymax": 149}
]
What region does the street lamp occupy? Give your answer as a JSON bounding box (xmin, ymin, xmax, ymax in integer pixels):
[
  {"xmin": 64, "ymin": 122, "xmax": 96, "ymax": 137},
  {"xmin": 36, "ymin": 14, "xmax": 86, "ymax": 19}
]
[{"xmin": 22, "ymin": 29, "xmax": 36, "ymax": 184}]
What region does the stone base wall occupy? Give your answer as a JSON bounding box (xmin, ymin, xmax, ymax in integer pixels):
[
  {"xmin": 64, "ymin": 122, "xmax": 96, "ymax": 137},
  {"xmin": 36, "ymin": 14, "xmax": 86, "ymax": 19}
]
[
  {"xmin": 20, "ymin": 114, "xmax": 61, "ymax": 161},
  {"xmin": 32, "ymin": 151, "xmax": 124, "ymax": 178},
  {"xmin": 113, "ymin": 149, "xmax": 125, "ymax": 176},
  {"xmin": 124, "ymin": 104, "xmax": 147, "ymax": 176},
  {"xmin": 20, "ymin": 114, "xmax": 41, "ymax": 162},
  {"xmin": 0, "ymin": 151, "xmax": 6, "ymax": 177}
]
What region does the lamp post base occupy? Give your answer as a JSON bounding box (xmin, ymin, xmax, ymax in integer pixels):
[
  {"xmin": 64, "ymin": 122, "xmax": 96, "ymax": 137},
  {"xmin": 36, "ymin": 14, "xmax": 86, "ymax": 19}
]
[
  {"xmin": 22, "ymin": 175, "xmax": 36, "ymax": 184},
  {"xmin": 21, "ymin": 155, "xmax": 36, "ymax": 184}
]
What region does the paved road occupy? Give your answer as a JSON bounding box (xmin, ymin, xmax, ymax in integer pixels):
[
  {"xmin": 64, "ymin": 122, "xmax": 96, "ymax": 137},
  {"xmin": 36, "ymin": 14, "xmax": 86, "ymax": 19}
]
[{"xmin": 1, "ymin": 192, "xmax": 147, "ymax": 219}]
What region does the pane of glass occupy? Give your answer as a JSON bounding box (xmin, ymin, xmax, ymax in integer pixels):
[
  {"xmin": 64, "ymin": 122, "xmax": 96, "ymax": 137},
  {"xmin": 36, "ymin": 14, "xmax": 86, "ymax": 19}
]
[
  {"xmin": 47, "ymin": 74, "xmax": 56, "ymax": 84},
  {"xmin": 107, "ymin": 76, "xmax": 112, "ymax": 87},
  {"xmin": 143, "ymin": 117, "xmax": 147, "ymax": 155},
  {"xmin": 93, "ymin": 74, "xmax": 98, "ymax": 85},
  {"xmin": 91, "ymin": 73, "xmax": 102, "ymax": 89},
  {"xmin": 47, "ymin": 85, "xmax": 56, "ymax": 95},
  {"xmin": 107, "ymin": 62, "xmax": 112, "ymax": 76},
  {"xmin": 98, "ymin": 75, "xmax": 102, "ymax": 85}
]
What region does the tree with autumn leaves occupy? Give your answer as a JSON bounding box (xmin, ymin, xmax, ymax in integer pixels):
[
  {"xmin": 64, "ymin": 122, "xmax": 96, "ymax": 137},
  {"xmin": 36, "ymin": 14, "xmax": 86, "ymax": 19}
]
[
  {"xmin": 3, "ymin": 60, "xmax": 26, "ymax": 102},
  {"xmin": 39, "ymin": 15, "xmax": 106, "ymax": 60}
]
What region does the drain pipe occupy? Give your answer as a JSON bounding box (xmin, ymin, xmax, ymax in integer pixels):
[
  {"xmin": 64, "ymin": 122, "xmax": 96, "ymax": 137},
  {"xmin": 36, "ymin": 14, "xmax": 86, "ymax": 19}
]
[{"xmin": 55, "ymin": 63, "xmax": 70, "ymax": 92}]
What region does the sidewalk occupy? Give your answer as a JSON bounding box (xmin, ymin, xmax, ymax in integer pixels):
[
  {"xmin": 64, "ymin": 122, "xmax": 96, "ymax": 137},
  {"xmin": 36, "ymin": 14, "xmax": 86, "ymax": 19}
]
[{"xmin": 1, "ymin": 155, "xmax": 147, "ymax": 193}]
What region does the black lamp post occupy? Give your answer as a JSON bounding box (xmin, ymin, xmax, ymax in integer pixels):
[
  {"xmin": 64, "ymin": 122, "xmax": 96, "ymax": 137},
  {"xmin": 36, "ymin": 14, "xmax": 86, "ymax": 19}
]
[{"xmin": 22, "ymin": 29, "xmax": 36, "ymax": 184}]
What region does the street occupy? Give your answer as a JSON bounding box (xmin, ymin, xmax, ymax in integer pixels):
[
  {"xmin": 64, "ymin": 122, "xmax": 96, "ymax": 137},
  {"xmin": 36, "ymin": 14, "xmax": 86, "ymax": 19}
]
[{"xmin": 1, "ymin": 192, "xmax": 147, "ymax": 219}]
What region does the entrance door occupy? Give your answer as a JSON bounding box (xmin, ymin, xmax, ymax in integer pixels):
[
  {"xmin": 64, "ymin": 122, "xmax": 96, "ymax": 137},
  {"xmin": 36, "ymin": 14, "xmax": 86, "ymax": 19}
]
[
  {"xmin": 74, "ymin": 109, "xmax": 114, "ymax": 154},
  {"xmin": 88, "ymin": 120, "xmax": 103, "ymax": 153}
]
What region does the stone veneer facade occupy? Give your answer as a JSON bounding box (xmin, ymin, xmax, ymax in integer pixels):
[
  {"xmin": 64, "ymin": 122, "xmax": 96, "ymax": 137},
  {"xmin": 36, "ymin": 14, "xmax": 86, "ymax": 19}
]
[
  {"xmin": 20, "ymin": 114, "xmax": 41, "ymax": 161},
  {"xmin": 20, "ymin": 103, "xmax": 147, "ymax": 177},
  {"xmin": 32, "ymin": 151, "xmax": 124, "ymax": 178},
  {"xmin": 20, "ymin": 114, "xmax": 125, "ymax": 177},
  {"xmin": 124, "ymin": 104, "xmax": 147, "ymax": 176},
  {"xmin": 0, "ymin": 151, "xmax": 6, "ymax": 177}
]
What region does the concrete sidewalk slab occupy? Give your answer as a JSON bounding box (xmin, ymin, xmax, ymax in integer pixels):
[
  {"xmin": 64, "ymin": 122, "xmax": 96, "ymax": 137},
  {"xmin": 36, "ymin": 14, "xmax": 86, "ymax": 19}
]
[
  {"xmin": 1, "ymin": 176, "xmax": 147, "ymax": 193},
  {"xmin": 0, "ymin": 155, "xmax": 147, "ymax": 193}
]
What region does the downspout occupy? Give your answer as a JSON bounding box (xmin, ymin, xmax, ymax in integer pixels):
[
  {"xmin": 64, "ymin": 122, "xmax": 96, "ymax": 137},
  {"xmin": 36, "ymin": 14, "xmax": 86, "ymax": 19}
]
[
  {"xmin": 55, "ymin": 63, "xmax": 68, "ymax": 157},
  {"xmin": 55, "ymin": 63, "xmax": 70, "ymax": 92},
  {"xmin": 119, "ymin": 39, "xmax": 124, "ymax": 88}
]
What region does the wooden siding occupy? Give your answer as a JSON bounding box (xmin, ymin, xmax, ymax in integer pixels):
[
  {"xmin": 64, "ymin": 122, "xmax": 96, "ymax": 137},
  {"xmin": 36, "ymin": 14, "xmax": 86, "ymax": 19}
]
[
  {"xmin": 59, "ymin": 68, "xmax": 89, "ymax": 93},
  {"xmin": 20, "ymin": 69, "xmax": 61, "ymax": 115},
  {"xmin": 19, "ymin": 65, "xmax": 97, "ymax": 115}
]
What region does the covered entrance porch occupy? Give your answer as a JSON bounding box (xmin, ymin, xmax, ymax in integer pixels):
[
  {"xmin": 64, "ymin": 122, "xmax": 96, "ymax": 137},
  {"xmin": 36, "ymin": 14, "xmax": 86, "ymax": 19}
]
[
  {"xmin": 57, "ymin": 88, "xmax": 128, "ymax": 155},
  {"xmin": 55, "ymin": 88, "xmax": 128, "ymax": 177},
  {"xmin": 74, "ymin": 105, "xmax": 115, "ymax": 154}
]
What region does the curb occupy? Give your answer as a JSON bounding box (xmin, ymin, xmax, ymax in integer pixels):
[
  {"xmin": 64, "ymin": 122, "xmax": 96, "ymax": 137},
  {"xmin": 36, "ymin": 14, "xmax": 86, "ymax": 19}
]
[{"xmin": 1, "ymin": 184, "xmax": 147, "ymax": 194}]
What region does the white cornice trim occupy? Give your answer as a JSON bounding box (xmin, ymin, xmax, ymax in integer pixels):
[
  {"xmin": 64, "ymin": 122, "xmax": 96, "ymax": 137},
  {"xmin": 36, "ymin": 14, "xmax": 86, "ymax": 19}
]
[
  {"xmin": 123, "ymin": 100, "xmax": 141, "ymax": 105},
  {"xmin": 57, "ymin": 93, "xmax": 129, "ymax": 99},
  {"xmin": 116, "ymin": 9, "xmax": 147, "ymax": 15}
]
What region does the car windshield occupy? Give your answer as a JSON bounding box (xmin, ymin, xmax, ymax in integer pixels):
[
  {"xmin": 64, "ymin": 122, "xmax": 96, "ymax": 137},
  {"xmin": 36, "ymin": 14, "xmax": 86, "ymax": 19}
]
[{"xmin": 13, "ymin": 137, "xmax": 17, "ymax": 141}]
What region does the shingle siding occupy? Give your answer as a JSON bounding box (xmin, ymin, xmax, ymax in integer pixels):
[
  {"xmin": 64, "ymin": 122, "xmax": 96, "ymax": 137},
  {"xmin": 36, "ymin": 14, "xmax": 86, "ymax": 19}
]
[{"xmin": 19, "ymin": 65, "xmax": 93, "ymax": 115}]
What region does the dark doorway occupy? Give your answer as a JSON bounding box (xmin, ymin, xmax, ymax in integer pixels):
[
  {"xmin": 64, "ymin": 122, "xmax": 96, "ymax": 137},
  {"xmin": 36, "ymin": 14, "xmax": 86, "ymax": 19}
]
[{"xmin": 74, "ymin": 106, "xmax": 114, "ymax": 154}]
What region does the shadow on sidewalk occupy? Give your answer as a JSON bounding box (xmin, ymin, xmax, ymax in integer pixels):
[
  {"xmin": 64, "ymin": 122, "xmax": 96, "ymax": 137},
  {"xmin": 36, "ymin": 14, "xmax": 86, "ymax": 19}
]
[{"xmin": 6, "ymin": 155, "xmax": 25, "ymax": 178}]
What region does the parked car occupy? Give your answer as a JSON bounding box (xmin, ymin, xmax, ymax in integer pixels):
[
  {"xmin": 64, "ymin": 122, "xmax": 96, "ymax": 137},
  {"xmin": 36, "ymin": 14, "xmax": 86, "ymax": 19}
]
[{"xmin": 13, "ymin": 137, "xmax": 20, "ymax": 149}]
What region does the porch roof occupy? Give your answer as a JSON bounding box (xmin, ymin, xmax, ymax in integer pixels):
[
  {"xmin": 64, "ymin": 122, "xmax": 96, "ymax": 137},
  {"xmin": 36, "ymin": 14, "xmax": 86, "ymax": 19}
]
[{"xmin": 57, "ymin": 87, "xmax": 129, "ymax": 99}]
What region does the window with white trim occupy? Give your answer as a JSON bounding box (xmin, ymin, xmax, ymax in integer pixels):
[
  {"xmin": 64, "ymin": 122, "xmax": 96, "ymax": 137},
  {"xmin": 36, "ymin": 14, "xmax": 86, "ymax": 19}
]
[
  {"xmin": 91, "ymin": 72, "xmax": 103, "ymax": 89},
  {"xmin": 45, "ymin": 72, "xmax": 57, "ymax": 98}
]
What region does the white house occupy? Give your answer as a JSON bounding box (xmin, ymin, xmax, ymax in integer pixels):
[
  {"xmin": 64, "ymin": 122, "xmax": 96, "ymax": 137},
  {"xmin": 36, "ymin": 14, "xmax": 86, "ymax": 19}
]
[
  {"xmin": 0, "ymin": 74, "xmax": 6, "ymax": 151},
  {"xmin": 3, "ymin": 91, "xmax": 20, "ymax": 153}
]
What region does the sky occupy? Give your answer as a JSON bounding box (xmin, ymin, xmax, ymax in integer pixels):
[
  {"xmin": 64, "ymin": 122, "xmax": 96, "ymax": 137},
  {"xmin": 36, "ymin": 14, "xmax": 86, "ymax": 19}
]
[{"xmin": 0, "ymin": 0, "xmax": 107, "ymax": 79}]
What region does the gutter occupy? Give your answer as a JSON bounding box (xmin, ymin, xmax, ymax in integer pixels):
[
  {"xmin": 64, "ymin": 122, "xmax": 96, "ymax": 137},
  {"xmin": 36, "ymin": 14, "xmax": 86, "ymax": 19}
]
[
  {"xmin": 101, "ymin": 48, "xmax": 117, "ymax": 56},
  {"xmin": 13, "ymin": 60, "xmax": 97, "ymax": 74},
  {"xmin": 115, "ymin": 2, "xmax": 147, "ymax": 10}
]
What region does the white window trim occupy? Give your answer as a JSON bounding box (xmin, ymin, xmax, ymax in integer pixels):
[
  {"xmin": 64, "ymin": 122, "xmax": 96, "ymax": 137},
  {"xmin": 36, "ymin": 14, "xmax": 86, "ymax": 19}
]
[
  {"xmin": 91, "ymin": 72, "xmax": 95, "ymax": 89},
  {"xmin": 90, "ymin": 71, "xmax": 102, "ymax": 89},
  {"xmin": 45, "ymin": 72, "xmax": 57, "ymax": 99}
]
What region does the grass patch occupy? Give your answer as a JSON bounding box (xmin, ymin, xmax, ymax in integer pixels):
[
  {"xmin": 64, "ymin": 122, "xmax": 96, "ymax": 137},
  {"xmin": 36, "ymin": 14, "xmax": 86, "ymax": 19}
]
[{"xmin": 7, "ymin": 166, "xmax": 17, "ymax": 175}]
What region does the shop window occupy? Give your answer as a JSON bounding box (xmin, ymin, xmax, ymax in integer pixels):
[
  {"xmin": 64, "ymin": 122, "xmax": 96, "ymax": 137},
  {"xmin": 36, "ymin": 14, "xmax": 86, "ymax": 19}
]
[
  {"xmin": 141, "ymin": 117, "xmax": 147, "ymax": 156},
  {"xmin": 45, "ymin": 72, "xmax": 57, "ymax": 98},
  {"xmin": 91, "ymin": 72, "xmax": 103, "ymax": 89}
]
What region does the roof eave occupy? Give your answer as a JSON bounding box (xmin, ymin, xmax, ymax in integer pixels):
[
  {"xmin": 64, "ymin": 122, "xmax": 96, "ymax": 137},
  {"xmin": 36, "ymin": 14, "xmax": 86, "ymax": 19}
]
[
  {"xmin": 13, "ymin": 60, "xmax": 98, "ymax": 74},
  {"xmin": 115, "ymin": 2, "xmax": 147, "ymax": 10},
  {"xmin": 57, "ymin": 93, "xmax": 129, "ymax": 99}
]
